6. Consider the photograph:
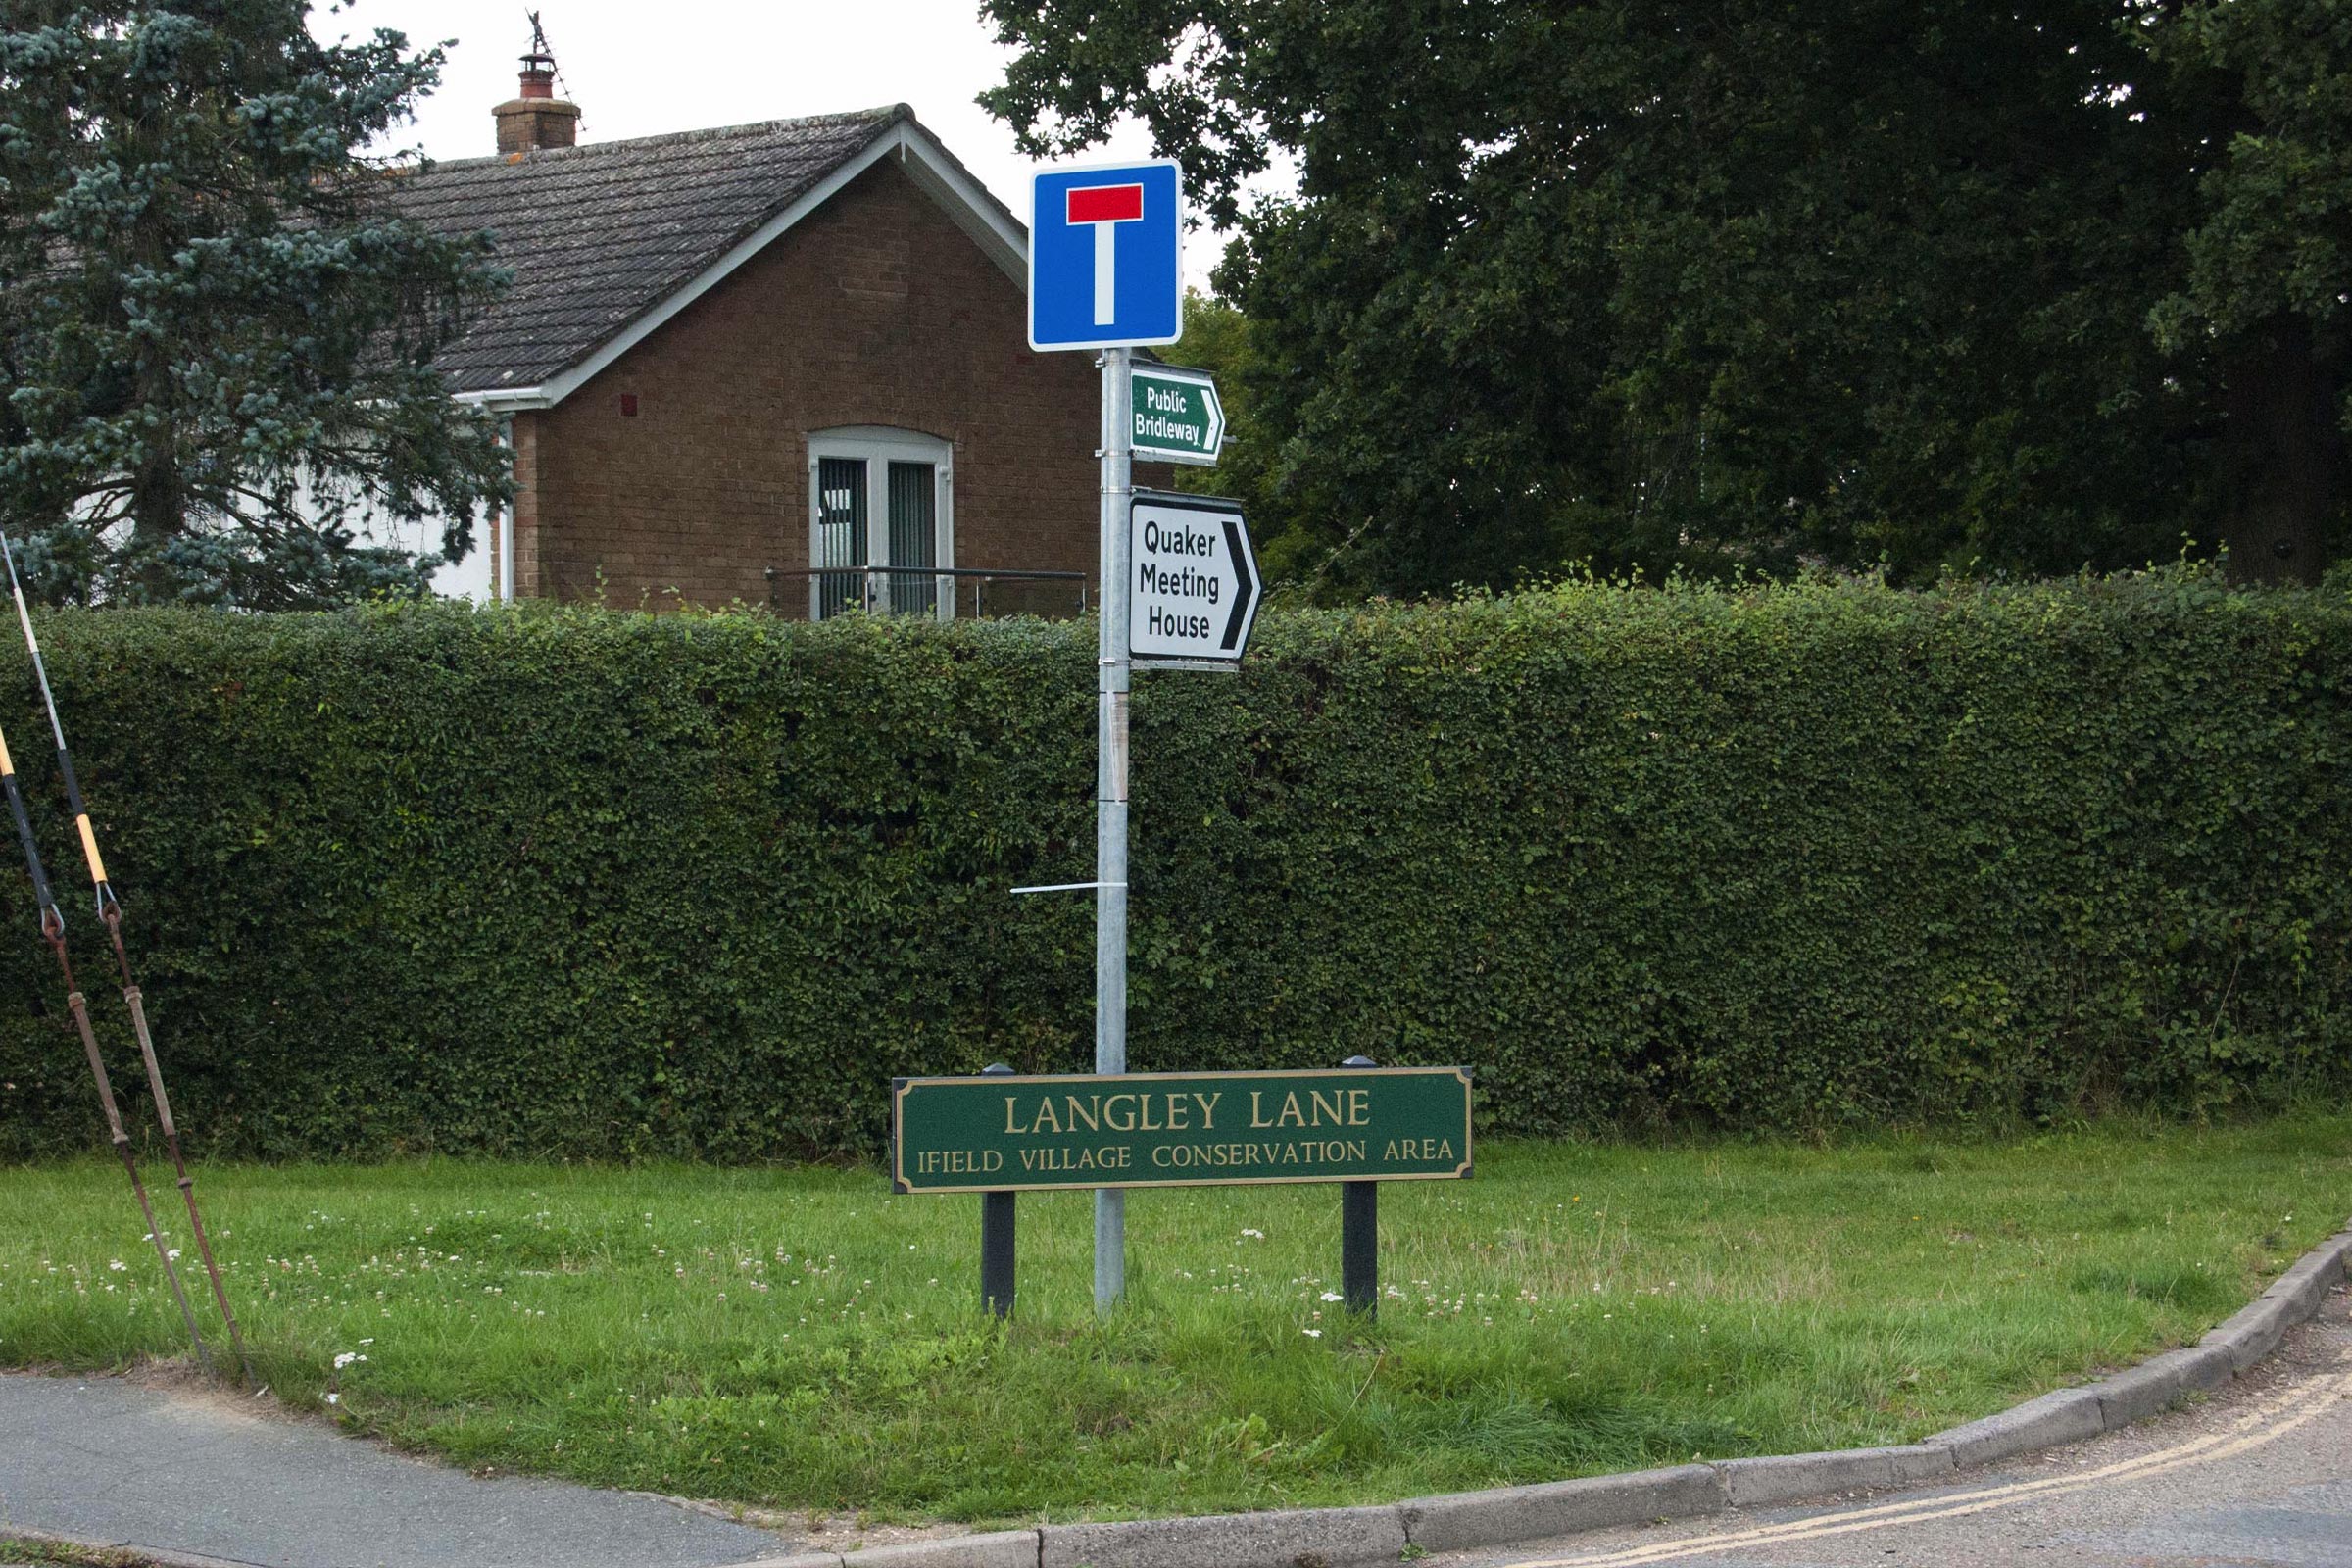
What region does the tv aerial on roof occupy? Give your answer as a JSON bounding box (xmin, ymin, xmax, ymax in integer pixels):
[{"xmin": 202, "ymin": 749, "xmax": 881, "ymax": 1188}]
[{"xmin": 520, "ymin": 10, "xmax": 576, "ymax": 108}]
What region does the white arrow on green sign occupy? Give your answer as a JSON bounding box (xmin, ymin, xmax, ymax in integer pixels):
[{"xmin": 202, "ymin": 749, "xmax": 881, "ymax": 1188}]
[{"xmin": 1130, "ymin": 363, "xmax": 1224, "ymax": 466}]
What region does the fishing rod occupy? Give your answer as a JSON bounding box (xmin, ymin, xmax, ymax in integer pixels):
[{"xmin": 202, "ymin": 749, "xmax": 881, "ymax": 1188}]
[
  {"xmin": 0, "ymin": 534, "xmax": 246, "ymax": 1382},
  {"xmin": 0, "ymin": 704, "xmax": 212, "ymax": 1370}
]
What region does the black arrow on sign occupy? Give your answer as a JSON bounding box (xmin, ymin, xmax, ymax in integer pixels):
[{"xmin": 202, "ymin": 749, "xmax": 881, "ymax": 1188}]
[{"xmin": 1220, "ymin": 517, "xmax": 1253, "ymax": 652}]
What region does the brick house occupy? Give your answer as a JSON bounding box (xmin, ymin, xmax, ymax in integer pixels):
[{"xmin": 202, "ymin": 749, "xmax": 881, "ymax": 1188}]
[{"xmin": 391, "ymin": 58, "xmax": 1120, "ymax": 616}]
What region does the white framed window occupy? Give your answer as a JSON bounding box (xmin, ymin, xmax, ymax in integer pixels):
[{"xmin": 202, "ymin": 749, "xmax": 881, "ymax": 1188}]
[{"xmin": 808, "ymin": 426, "xmax": 955, "ymax": 621}]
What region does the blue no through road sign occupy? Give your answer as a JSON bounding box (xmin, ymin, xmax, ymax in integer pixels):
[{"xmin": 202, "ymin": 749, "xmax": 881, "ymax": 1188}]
[{"xmin": 1030, "ymin": 161, "xmax": 1183, "ymax": 351}]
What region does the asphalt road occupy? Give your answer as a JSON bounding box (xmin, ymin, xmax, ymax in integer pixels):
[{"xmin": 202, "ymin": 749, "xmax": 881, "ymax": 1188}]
[{"xmin": 1441, "ymin": 1282, "xmax": 2352, "ymax": 1568}]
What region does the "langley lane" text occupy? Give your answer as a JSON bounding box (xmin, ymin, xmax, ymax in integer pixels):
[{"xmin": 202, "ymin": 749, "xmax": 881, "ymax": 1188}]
[{"xmin": 1002, "ymin": 1088, "xmax": 1373, "ymax": 1135}]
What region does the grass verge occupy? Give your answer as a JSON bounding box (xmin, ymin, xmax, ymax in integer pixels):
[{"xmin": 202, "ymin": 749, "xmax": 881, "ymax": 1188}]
[
  {"xmin": 0, "ymin": 1539, "xmax": 157, "ymax": 1567},
  {"xmin": 1, "ymin": 1116, "xmax": 2345, "ymax": 1523}
]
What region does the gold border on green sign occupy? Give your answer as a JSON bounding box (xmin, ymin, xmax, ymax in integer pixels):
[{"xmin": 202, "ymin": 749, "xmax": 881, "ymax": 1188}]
[{"xmin": 889, "ymin": 1065, "xmax": 1474, "ymax": 1195}]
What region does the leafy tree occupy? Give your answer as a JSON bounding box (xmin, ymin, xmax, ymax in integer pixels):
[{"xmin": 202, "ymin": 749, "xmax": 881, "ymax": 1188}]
[
  {"xmin": 0, "ymin": 0, "xmax": 510, "ymax": 608},
  {"xmin": 984, "ymin": 1, "xmax": 2352, "ymax": 593},
  {"xmin": 2146, "ymin": 0, "xmax": 2352, "ymax": 587},
  {"xmin": 1165, "ymin": 288, "xmax": 1364, "ymax": 593},
  {"xmin": 1161, "ymin": 292, "xmax": 1282, "ymax": 536}
]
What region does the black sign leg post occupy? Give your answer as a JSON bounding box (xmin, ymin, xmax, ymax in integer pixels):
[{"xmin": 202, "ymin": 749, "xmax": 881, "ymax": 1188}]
[
  {"xmin": 1341, "ymin": 1055, "xmax": 1378, "ymax": 1318},
  {"xmin": 982, "ymin": 1189, "xmax": 1015, "ymax": 1319},
  {"xmin": 981, "ymin": 1064, "xmax": 1016, "ymax": 1319}
]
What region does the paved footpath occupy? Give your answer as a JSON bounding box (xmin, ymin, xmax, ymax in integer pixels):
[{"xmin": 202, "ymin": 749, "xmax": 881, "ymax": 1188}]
[
  {"xmin": 1439, "ymin": 1283, "xmax": 2352, "ymax": 1568},
  {"xmin": 0, "ymin": 1371, "xmax": 797, "ymax": 1568}
]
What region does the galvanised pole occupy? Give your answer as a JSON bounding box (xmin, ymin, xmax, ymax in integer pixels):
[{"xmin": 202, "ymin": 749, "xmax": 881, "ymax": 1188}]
[{"xmin": 1095, "ymin": 344, "xmax": 1134, "ymax": 1312}]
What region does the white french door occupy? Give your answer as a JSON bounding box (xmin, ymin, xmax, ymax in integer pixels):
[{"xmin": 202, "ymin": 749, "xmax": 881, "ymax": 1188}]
[{"xmin": 808, "ymin": 427, "xmax": 954, "ymax": 621}]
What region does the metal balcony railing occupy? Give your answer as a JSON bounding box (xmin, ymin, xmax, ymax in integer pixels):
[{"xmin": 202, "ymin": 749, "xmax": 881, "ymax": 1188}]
[{"xmin": 766, "ymin": 565, "xmax": 1090, "ymax": 622}]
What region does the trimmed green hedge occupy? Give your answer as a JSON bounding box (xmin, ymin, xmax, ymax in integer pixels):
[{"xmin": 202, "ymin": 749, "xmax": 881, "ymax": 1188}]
[{"xmin": 0, "ymin": 571, "xmax": 2346, "ymax": 1159}]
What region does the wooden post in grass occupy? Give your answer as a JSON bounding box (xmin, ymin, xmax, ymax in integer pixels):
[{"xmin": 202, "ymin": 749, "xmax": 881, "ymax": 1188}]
[
  {"xmin": 981, "ymin": 1063, "xmax": 1017, "ymax": 1318},
  {"xmin": 1341, "ymin": 1055, "xmax": 1378, "ymax": 1317}
]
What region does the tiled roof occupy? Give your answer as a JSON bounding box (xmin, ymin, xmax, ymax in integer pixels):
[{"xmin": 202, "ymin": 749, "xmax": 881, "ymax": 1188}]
[{"xmin": 388, "ymin": 107, "xmax": 907, "ymax": 394}]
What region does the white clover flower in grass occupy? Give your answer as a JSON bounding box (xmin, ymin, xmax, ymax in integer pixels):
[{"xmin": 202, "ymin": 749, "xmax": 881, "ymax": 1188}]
[
  {"xmin": 1301, "ymin": 1328, "xmax": 1322, "ymax": 1338},
  {"xmin": 1240, "ymin": 1229, "xmax": 1264, "ymax": 1240},
  {"xmin": 108, "ymin": 1260, "xmax": 125, "ymax": 1271},
  {"xmin": 1320, "ymin": 1291, "xmax": 1343, "ymax": 1302}
]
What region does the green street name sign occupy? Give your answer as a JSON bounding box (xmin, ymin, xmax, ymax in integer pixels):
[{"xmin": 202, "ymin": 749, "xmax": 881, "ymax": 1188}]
[
  {"xmin": 1131, "ymin": 364, "xmax": 1225, "ymax": 466},
  {"xmin": 891, "ymin": 1067, "xmax": 1473, "ymax": 1194}
]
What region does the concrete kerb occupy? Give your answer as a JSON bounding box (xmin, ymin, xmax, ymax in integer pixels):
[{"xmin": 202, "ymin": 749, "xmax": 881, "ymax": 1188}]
[
  {"xmin": 1042, "ymin": 1506, "xmax": 1406, "ymax": 1568},
  {"xmin": 2089, "ymin": 1343, "xmax": 2234, "ymax": 1430},
  {"xmin": 1714, "ymin": 1444, "xmax": 1954, "ymax": 1509},
  {"xmin": 2203, "ymin": 1230, "xmax": 2352, "ymax": 1377},
  {"xmin": 2260, "ymin": 1230, "xmax": 2352, "ymax": 1319},
  {"xmin": 1934, "ymin": 1385, "xmax": 2106, "ymax": 1470},
  {"xmin": 857, "ymin": 1532, "xmax": 1045, "ymax": 1568},
  {"xmin": 1397, "ymin": 1465, "xmax": 1728, "ymax": 1555},
  {"xmin": 2201, "ymin": 1290, "xmax": 2299, "ymax": 1372}
]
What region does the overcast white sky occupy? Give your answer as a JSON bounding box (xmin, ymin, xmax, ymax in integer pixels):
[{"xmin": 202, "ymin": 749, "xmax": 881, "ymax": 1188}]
[{"xmin": 317, "ymin": 0, "xmax": 1268, "ymax": 289}]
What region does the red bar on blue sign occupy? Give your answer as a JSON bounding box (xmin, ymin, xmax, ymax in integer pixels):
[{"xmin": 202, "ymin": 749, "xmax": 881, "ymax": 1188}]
[{"xmin": 1067, "ymin": 183, "xmax": 1145, "ymax": 224}]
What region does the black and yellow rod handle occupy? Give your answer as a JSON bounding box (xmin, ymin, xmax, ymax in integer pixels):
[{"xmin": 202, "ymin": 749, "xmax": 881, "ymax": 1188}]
[
  {"xmin": 1, "ymin": 537, "xmax": 113, "ymax": 915},
  {"xmin": 0, "ymin": 723, "xmax": 59, "ymax": 931}
]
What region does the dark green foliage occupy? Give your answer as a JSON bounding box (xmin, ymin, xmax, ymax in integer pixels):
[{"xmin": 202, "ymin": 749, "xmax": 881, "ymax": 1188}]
[
  {"xmin": 0, "ymin": 0, "xmax": 511, "ymax": 607},
  {"xmin": 0, "ymin": 570, "xmax": 2346, "ymax": 1160},
  {"xmin": 982, "ymin": 0, "xmax": 2352, "ymax": 591}
]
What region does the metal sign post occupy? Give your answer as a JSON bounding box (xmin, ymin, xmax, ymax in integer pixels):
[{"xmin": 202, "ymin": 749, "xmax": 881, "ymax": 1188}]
[
  {"xmin": 1095, "ymin": 344, "xmax": 1134, "ymax": 1313},
  {"xmin": 1029, "ymin": 159, "xmax": 1186, "ymax": 1314}
]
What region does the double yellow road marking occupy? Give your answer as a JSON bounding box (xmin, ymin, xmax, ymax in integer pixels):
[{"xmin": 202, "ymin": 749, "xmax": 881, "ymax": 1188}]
[{"xmin": 1508, "ymin": 1355, "xmax": 2352, "ymax": 1566}]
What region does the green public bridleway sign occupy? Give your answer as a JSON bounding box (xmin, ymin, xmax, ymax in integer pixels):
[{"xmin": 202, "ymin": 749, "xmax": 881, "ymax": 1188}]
[
  {"xmin": 1130, "ymin": 364, "xmax": 1225, "ymax": 466},
  {"xmin": 891, "ymin": 1067, "xmax": 1473, "ymax": 1194}
]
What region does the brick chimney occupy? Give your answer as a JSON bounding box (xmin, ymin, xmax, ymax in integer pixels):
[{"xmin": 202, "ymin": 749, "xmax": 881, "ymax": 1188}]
[{"xmin": 494, "ymin": 22, "xmax": 579, "ymax": 155}]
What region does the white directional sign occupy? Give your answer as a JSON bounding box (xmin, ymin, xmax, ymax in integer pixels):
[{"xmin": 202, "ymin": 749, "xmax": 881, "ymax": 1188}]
[{"xmin": 1129, "ymin": 490, "xmax": 1260, "ymax": 667}]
